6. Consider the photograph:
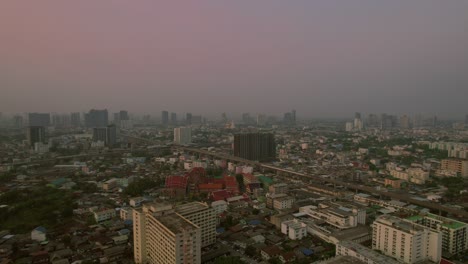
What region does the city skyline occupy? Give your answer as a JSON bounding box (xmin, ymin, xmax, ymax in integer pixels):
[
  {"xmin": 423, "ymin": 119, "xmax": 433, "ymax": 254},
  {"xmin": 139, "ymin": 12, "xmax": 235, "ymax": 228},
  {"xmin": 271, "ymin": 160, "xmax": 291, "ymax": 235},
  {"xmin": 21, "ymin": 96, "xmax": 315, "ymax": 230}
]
[{"xmin": 1, "ymin": 1, "xmax": 468, "ymax": 118}]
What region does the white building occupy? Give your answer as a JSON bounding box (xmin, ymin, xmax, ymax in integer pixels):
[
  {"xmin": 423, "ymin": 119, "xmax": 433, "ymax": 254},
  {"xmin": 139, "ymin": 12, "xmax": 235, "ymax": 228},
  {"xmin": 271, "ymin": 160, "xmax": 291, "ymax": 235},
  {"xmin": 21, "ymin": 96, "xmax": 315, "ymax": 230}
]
[
  {"xmin": 372, "ymin": 215, "xmax": 442, "ymax": 264},
  {"xmin": 93, "ymin": 208, "xmax": 117, "ymax": 222},
  {"xmin": 300, "ymin": 202, "xmax": 366, "ymax": 229},
  {"xmin": 31, "ymin": 226, "xmax": 47, "ymax": 242},
  {"xmin": 281, "ymin": 219, "xmax": 307, "ymax": 240},
  {"xmin": 211, "ymin": 200, "xmax": 228, "ymax": 214},
  {"xmin": 336, "ymin": 240, "xmax": 400, "ymax": 264},
  {"xmin": 174, "ymin": 127, "xmax": 192, "ymax": 145},
  {"xmin": 175, "ymin": 202, "xmax": 217, "ymax": 247}
]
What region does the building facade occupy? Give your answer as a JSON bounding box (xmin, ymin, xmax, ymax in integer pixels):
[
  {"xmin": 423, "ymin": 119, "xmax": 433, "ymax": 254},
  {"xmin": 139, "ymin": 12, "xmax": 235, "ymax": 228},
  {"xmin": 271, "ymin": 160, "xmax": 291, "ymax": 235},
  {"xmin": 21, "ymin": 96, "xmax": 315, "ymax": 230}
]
[
  {"xmin": 233, "ymin": 133, "xmax": 276, "ymax": 161},
  {"xmin": 372, "ymin": 215, "xmax": 442, "ymax": 264}
]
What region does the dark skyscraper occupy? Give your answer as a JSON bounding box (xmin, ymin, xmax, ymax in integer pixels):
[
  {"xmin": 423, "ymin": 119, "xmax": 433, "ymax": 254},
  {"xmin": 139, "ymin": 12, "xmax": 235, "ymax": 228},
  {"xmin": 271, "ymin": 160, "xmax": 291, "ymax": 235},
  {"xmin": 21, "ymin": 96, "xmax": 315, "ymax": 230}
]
[
  {"xmin": 283, "ymin": 110, "xmax": 296, "ymax": 125},
  {"xmin": 26, "ymin": 126, "xmax": 46, "ymax": 147},
  {"xmin": 119, "ymin": 110, "xmax": 129, "ymax": 121},
  {"xmin": 161, "ymin": 111, "xmax": 169, "ymax": 125},
  {"xmin": 93, "ymin": 125, "xmax": 117, "ymax": 147},
  {"xmin": 70, "ymin": 112, "xmax": 81, "ymax": 127},
  {"xmin": 233, "ymin": 133, "xmax": 276, "ymax": 161},
  {"xmin": 170, "ymin": 112, "xmax": 177, "ymax": 124},
  {"xmin": 28, "ymin": 113, "xmax": 50, "ymax": 127},
  {"xmin": 85, "ymin": 109, "xmax": 108, "ymax": 128},
  {"xmin": 186, "ymin": 113, "xmax": 192, "ymax": 125}
]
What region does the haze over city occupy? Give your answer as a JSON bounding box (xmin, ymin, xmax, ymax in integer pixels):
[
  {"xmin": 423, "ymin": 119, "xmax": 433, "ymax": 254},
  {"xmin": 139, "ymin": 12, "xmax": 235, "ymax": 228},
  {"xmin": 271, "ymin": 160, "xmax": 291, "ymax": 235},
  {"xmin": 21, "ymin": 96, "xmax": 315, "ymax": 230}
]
[{"xmin": 1, "ymin": 1, "xmax": 468, "ymax": 118}]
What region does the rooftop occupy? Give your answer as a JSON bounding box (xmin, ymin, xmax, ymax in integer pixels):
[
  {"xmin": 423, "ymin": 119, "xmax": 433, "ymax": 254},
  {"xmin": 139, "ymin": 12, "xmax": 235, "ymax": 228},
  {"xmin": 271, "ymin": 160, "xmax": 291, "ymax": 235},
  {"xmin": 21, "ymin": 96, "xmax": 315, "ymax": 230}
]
[
  {"xmin": 339, "ymin": 240, "xmax": 400, "ymax": 264},
  {"xmin": 155, "ymin": 213, "xmax": 198, "ymax": 234},
  {"xmin": 175, "ymin": 202, "xmax": 209, "ymax": 215}
]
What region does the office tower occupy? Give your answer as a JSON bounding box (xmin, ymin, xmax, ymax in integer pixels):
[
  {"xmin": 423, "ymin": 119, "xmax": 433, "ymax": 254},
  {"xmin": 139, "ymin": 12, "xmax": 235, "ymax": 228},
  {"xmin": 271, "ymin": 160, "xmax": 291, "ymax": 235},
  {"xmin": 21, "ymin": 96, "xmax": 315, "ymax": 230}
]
[
  {"xmin": 257, "ymin": 114, "xmax": 266, "ymax": 126},
  {"xmin": 354, "ymin": 112, "xmax": 363, "ymax": 131},
  {"xmin": 174, "ymin": 127, "xmax": 192, "ymax": 145},
  {"xmin": 28, "ymin": 113, "xmax": 50, "ymax": 127},
  {"xmin": 85, "ymin": 109, "xmax": 108, "ymax": 128},
  {"xmin": 93, "ymin": 125, "xmax": 117, "ymax": 147},
  {"xmin": 233, "ymin": 133, "xmax": 276, "ymax": 161},
  {"xmin": 367, "ymin": 113, "xmax": 379, "ymax": 127},
  {"xmin": 186, "ymin": 113, "xmax": 192, "ymax": 125},
  {"xmin": 400, "ymin": 114, "xmax": 410, "ymax": 129},
  {"xmin": 406, "ymin": 214, "xmax": 468, "ymax": 256},
  {"xmin": 133, "ymin": 203, "xmax": 202, "ymax": 264},
  {"xmin": 175, "ymin": 202, "xmax": 216, "ymax": 247},
  {"xmin": 161, "ymin": 111, "xmax": 169, "ymax": 125},
  {"xmin": 170, "ymin": 112, "xmax": 177, "ymax": 124},
  {"xmin": 372, "ymin": 215, "xmax": 442, "ymax": 264},
  {"xmin": 13, "ymin": 115, "xmax": 24, "ymax": 129},
  {"xmin": 70, "ymin": 112, "xmax": 81, "ymax": 127},
  {"xmin": 345, "ymin": 122, "xmax": 354, "ymax": 132},
  {"xmin": 26, "ymin": 126, "xmax": 46, "ymax": 147},
  {"xmin": 51, "ymin": 114, "xmax": 70, "ymax": 128},
  {"xmin": 119, "ymin": 110, "xmax": 129, "ymax": 121}
]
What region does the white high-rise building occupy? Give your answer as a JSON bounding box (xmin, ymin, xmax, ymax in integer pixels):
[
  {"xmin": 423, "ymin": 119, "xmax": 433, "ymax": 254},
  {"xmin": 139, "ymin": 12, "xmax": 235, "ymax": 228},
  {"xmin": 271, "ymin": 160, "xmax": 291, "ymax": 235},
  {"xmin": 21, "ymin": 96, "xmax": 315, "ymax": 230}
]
[
  {"xmin": 133, "ymin": 203, "xmax": 202, "ymax": 264},
  {"xmin": 372, "ymin": 215, "xmax": 442, "ymax": 264},
  {"xmin": 174, "ymin": 127, "xmax": 192, "ymax": 145},
  {"xmin": 175, "ymin": 202, "xmax": 217, "ymax": 247}
]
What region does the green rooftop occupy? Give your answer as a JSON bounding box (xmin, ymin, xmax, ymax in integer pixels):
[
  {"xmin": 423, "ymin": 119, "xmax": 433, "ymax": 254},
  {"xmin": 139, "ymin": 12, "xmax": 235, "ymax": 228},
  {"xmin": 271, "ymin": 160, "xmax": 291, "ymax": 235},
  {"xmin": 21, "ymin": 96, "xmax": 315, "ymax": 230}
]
[
  {"xmin": 441, "ymin": 221, "xmax": 465, "ymax": 229},
  {"xmin": 406, "ymin": 215, "xmax": 423, "ymax": 221}
]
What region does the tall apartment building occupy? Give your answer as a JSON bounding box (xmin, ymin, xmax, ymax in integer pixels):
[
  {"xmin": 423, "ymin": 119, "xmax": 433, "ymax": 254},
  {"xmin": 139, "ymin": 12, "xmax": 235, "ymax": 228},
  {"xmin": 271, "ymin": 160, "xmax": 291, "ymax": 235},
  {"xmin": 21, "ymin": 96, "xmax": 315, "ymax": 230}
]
[
  {"xmin": 133, "ymin": 203, "xmax": 202, "ymax": 264},
  {"xmin": 406, "ymin": 213, "xmax": 468, "ymax": 256},
  {"xmin": 175, "ymin": 202, "xmax": 216, "ymax": 247},
  {"xmin": 233, "ymin": 133, "xmax": 276, "ymax": 161},
  {"xmin": 93, "ymin": 125, "xmax": 117, "ymax": 147},
  {"xmin": 441, "ymin": 159, "xmax": 468, "ymax": 177},
  {"xmin": 26, "ymin": 126, "xmax": 46, "ymax": 147},
  {"xmin": 171, "ymin": 112, "xmax": 177, "ymax": 124},
  {"xmin": 70, "ymin": 112, "xmax": 81, "ymax": 127},
  {"xmin": 161, "ymin": 111, "xmax": 169, "ymax": 125},
  {"xmin": 372, "ymin": 215, "xmax": 442, "ymax": 264},
  {"xmin": 174, "ymin": 127, "xmax": 192, "ymax": 145},
  {"xmin": 85, "ymin": 109, "xmax": 108, "ymax": 128},
  {"xmin": 28, "ymin": 113, "xmax": 50, "ymax": 127}
]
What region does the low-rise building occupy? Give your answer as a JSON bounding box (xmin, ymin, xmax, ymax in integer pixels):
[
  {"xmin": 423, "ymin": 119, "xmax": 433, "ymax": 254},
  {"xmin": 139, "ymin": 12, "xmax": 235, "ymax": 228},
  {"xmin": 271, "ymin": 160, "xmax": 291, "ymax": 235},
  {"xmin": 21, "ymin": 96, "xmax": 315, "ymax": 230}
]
[
  {"xmin": 336, "ymin": 240, "xmax": 400, "ymax": 264},
  {"xmin": 93, "ymin": 208, "xmax": 116, "ymax": 222},
  {"xmin": 281, "ymin": 219, "xmax": 307, "ymax": 240}
]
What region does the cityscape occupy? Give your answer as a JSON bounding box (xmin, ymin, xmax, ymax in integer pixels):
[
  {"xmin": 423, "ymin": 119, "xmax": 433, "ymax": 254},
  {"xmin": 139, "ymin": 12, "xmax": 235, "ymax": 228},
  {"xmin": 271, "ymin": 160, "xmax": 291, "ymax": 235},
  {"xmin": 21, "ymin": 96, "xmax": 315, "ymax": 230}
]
[{"xmin": 1, "ymin": 1, "xmax": 468, "ymax": 264}]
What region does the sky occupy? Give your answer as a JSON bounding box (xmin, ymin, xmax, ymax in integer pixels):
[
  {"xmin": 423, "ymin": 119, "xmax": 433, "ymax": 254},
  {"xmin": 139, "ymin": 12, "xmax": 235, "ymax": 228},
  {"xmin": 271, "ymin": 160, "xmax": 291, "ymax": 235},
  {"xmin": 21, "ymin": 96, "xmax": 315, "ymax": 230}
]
[{"xmin": 1, "ymin": 1, "xmax": 468, "ymax": 119}]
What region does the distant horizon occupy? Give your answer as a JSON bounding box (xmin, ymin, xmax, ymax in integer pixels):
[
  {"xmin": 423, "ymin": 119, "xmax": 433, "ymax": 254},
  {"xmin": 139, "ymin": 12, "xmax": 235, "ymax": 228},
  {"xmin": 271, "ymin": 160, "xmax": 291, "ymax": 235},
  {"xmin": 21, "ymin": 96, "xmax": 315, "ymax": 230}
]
[
  {"xmin": 2, "ymin": 1, "xmax": 468, "ymax": 119},
  {"xmin": 1, "ymin": 109, "xmax": 466, "ymax": 122}
]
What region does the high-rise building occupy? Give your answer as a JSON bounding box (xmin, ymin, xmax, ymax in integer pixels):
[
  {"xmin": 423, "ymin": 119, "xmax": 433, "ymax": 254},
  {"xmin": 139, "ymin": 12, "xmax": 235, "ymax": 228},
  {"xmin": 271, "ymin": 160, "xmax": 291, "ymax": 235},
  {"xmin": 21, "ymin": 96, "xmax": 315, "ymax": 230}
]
[
  {"xmin": 372, "ymin": 215, "xmax": 442, "ymax": 264},
  {"xmin": 233, "ymin": 133, "xmax": 276, "ymax": 161},
  {"xmin": 186, "ymin": 113, "xmax": 192, "ymax": 125},
  {"xmin": 400, "ymin": 115, "xmax": 410, "ymax": 129},
  {"xmin": 26, "ymin": 126, "xmax": 46, "ymax": 147},
  {"xmin": 85, "ymin": 109, "xmax": 108, "ymax": 128},
  {"xmin": 175, "ymin": 202, "xmax": 216, "ymax": 247},
  {"xmin": 257, "ymin": 114, "xmax": 267, "ymax": 126},
  {"xmin": 93, "ymin": 125, "xmax": 117, "ymax": 147},
  {"xmin": 354, "ymin": 112, "xmax": 363, "ymax": 131},
  {"xmin": 465, "ymin": 114, "xmax": 468, "ymax": 125},
  {"xmin": 133, "ymin": 203, "xmax": 202, "ymax": 264},
  {"xmin": 70, "ymin": 112, "xmax": 81, "ymax": 127},
  {"xmin": 161, "ymin": 111, "xmax": 169, "ymax": 125},
  {"xmin": 119, "ymin": 110, "xmax": 129, "ymax": 121},
  {"xmin": 406, "ymin": 213, "xmax": 468, "ymax": 256},
  {"xmin": 13, "ymin": 115, "xmax": 24, "ymax": 129},
  {"xmin": 170, "ymin": 112, "xmax": 177, "ymax": 124},
  {"xmin": 440, "ymin": 159, "xmax": 468, "ymax": 177},
  {"xmin": 283, "ymin": 110, "xmax": 296, "ymax": 126},
  {"xmin": 174, "ymin": 127, "xmax": 192, "ymax": 145},
  {"xmin": 28, "ymin": 113, "xmax": 50, "ymax": 127},
  {"xmin": 367, "ymin": 113, "xmax": 379, "ymax": 127}
]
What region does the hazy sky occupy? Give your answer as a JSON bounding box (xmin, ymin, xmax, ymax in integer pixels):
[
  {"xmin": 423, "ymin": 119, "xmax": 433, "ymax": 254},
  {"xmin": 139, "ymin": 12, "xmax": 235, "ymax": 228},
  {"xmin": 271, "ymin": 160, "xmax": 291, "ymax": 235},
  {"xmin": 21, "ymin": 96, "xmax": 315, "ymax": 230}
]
[{"xmin": 1, "ymin": 1, "xmax": 467, "ymax": 118}]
